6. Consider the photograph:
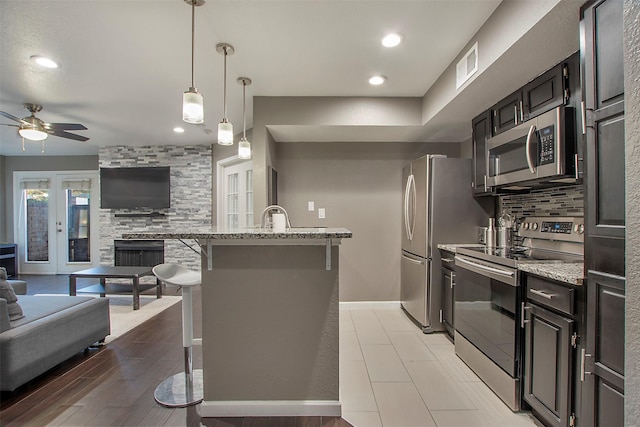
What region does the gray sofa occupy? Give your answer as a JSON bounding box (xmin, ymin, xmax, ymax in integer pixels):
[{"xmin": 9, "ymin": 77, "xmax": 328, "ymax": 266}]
[{"xmin": 0, "ymin": 294, "xmax": 110, "ymax": 391}]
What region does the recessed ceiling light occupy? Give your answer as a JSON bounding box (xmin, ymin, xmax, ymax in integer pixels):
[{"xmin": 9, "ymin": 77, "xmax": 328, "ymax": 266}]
[
  {"xmin": 173, "ymin": 127, "xmax": 185, "ymax": 133},
  {"xmin": 369, "ymin": 75, "xmax": 386, "ymax": 86},
  {"xmin": 382, "ymin": 33, "xmax": 403, "ymax": 48},
  {"xmin": 30, "ymin": 55, "xmax": 59, "ymax": 69}
]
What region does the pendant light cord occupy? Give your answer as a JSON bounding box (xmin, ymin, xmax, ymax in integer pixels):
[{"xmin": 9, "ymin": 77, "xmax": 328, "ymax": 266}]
[
  {"xmin": 223, "ymin": 47, "xmax": 228, "ymax": 120},
  {"xmin": 191, "ymin": 0, "xmax": 195, "ymax": 88},
  {"xmin": 242, "ymin": 81, "xmax": 246, "ymax": 138}
]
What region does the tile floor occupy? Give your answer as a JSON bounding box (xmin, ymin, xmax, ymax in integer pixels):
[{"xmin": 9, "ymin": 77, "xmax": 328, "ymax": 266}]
[{"xmin": 339, "ymin": 305, "xmax": 538, "ymax": 427}]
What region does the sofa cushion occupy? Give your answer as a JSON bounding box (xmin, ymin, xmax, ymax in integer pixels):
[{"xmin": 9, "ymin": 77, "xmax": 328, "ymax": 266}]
[
  {"xmin": 9, "ymin": 296, "xmax": 98, "ymax": 328},
  {"xmin": 0, "ymin": 268, "xmax": 24, "ymax": 321}
]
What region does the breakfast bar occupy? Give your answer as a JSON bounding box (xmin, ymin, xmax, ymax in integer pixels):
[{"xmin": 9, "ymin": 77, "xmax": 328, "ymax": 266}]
[{"xmin": 122, "ymin": 227, "xmax": 352, "ymax": 417}]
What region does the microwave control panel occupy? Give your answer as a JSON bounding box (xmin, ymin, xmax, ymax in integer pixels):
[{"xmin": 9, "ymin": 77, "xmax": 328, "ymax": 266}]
[{"xmin": 538, "ymin": 125, "xmax": 555, "ymax": 165}]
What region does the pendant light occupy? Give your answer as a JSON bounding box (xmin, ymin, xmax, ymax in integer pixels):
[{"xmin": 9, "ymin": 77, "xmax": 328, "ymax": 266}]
[
  {"xmin": 216, "ymin": 43, "xmax": 234, "ymax": 145},
  {"xmin": 237, "ymin": 77, "xmax": 252, "ymax": 159},
  {"xmin": 182, "ymin": 0, "xmax": 205, "ymax": 124}
]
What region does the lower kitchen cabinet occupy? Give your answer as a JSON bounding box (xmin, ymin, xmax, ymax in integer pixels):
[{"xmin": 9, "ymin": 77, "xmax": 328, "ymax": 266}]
[
  {"xmin": 440, "ymin": 250, "xmax": 455, "ymax": 339},
  {"xmin": 523, "ymin": 274, "xmax": 583, "ymax": 427}
]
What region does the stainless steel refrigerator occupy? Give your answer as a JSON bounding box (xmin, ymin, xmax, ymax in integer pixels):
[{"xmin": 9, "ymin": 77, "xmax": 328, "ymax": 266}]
[{"xmin": 401, "ymin": 155, "xmax": 491, "ymax": 333}]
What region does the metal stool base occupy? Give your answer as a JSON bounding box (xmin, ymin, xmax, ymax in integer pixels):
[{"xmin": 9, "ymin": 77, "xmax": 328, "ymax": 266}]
[{"xmin": 154, "ymin": 369, "xmax": 203, "ymax": 408}]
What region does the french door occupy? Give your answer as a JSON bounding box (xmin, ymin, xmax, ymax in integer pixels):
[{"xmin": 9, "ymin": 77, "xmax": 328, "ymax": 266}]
[
  {"xmin": 13, "ymin": 171, "xmax": 100, "ymax": 274},
  {"xmin": 216, "ymin": 156, "xmax": 253, "ymax": 229}
]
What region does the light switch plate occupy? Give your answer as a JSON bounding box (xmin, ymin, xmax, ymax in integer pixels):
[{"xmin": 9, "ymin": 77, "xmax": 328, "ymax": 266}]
[
  {"xmin": 308, "ymin": 201, "xmax": 315, "ymax": 211},
  {"xmin": 318, "ymin": 208, "xmax": 326, "ymax": 219}
]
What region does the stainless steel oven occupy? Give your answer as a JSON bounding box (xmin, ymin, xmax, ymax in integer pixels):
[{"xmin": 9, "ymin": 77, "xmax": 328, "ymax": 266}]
[
  {"xmin": 454, "ymin": 216, "xmax": 585, "ymax": 412},
  {"xmin": 454, "ymin": 250, "xmax": 522, "ymax": 411},
  {"xmin": 487, "ymin": 106, "xmax": 578, "ymax": 190}
]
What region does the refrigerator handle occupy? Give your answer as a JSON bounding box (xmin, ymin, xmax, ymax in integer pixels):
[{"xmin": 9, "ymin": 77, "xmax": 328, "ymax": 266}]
[
  {"xmin": 408, "ymin": 174, "xmax": 416, "ymax": 241},
  {"xmin": 404, "ymin": 175, "xmax": 411, "ymax": 240}
]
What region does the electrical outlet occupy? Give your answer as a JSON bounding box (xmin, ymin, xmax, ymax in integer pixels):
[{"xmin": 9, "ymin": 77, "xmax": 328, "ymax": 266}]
[
  {"xmin": 308, "ymin": 201, "xmax": 315, "ymax": 211},
  {"xmin": 318, "ymin": 208, "xmax": 326, "ymax": 219}
]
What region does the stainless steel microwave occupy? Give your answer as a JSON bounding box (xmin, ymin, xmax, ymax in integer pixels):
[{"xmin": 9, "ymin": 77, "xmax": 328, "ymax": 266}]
[{"xmin": 486, "ymin": 106, "xmax": 579, "ymax": 190}]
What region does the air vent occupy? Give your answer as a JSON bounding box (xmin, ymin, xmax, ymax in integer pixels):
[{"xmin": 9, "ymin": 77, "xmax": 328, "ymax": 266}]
[{"xmin": 456, "ymin": 42, "xmax": 478, "ymax": 89}]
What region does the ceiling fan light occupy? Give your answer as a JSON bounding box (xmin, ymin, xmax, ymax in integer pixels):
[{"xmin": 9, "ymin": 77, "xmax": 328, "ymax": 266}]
[
  {"xmin": 238, "ymin": 137, "xmax": 251, "ymax": 159},
  {"xmin": 19, "ymin": 128, "xmax": 48, "ymax": 141},
  {"xmin": 183, "ymin": 88, "xmax": 204, "ymax": 124},
  {"xmin": 218, "ymin": 120, "xmax": 233, "ymax": 145}
]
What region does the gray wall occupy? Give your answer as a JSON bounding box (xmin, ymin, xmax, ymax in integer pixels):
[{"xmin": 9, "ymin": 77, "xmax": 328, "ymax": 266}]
[
  {"xmin": 0, "ymin": 155, "xmax": 6, "ymax": 241},
  {"xmin": 2, "ymin": 155, "xmax": 99, "ymax": 243},
  {"xmin": 624, "ymin": 0, "xmax": 639, "ymax": 423},
  {"xmin": 277, "ymin": 141, "xmax": 460, "ymax": 302}
]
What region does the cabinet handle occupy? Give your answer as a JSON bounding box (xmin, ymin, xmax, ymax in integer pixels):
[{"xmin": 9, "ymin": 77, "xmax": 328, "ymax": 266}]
[
  {"xmin": 574, "ymin": 154, "xmax": 583, "ymax": 180},
  {"xmin": 442, "ymin": 258, "xmax": 454, "ymax": 262},
  {"xmin": 484, "ymin": 175, "xmax": 488, "ymax": 192},
  {"xmin": 519, "ymin": 100, "xmax": 524, "ymax": 122},
  {"xmin": 530, "ymin": 289, "xmax": 555, "ymax": 299},
  {"xmin": 581, "ymin": 101, "xmax": 587, "ymax": 135},
  {"xmin": 521, "ymin": 302, "xmax": 531, "ymax": 328},
  {"xmin": 581, "ymin": 348, "xmax": 592, "ymax": 381},
  {"xmin": 514, "ymin": 105, "xmax": 518, "ymax": 126}
]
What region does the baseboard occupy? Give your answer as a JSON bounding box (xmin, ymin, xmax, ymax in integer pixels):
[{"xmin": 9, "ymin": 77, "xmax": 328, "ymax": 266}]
[
  {"xmin": 198, "ymin": 400, "xmax": 342, "ymax": 417},
  {"xmin": 339, "ymin": 301, "xmax": 401, "ymax": 309}
]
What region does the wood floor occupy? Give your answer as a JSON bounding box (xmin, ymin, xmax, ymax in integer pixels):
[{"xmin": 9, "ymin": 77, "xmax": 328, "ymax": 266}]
[{"xmin": 0, "ymin": 278, "xmax": 352, "ymax": 427}]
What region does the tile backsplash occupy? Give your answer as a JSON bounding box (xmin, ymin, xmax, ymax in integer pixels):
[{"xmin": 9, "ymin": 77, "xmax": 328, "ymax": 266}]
[{"xmin": 499, "ymin": 185, "xmax": 584, "ymax": 220}]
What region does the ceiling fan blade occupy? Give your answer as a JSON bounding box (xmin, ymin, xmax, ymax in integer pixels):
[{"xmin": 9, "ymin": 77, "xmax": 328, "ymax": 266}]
[
  {"xmin": 47, "ymin": 129, "xmax": 90, "ymax": 142},
  {"xmin": 0, "ymin": 123, "xmax": 20, "ymax": 128},
  {"xmin": 44, "ymin": 122, "xmax": 88, "ymax": 131},
  {"xmin": 0, "ymin": 111, "xmax": 29, "ymax": 125}
]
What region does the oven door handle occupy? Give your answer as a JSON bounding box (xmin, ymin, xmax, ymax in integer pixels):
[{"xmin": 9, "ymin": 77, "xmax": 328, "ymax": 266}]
[{"xmin": 455, "ymin": 256, "xmax": 515, "ymax": 278}]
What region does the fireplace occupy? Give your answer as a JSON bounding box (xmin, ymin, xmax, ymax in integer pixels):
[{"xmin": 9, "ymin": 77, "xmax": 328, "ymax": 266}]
[{"xmin": 114, "ymin": 240, "xmax": 164, "ymax": 267}]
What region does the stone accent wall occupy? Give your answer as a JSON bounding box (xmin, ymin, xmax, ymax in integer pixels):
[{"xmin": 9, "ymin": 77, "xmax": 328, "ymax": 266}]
[
  {"xmin": 498, "ymin": 185, "xmax": 584, "ymax": 219},
  {"xmin": 99, "ymin": 145, "xmax": 212, "ymax": 271}
]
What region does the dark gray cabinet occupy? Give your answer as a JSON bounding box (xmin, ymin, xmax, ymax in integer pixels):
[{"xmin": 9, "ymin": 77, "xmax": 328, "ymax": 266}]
[
  {"xmin": 440, "ymin": 250, "xmax": 455, "ymax": 338},
  {"xmin": 491, "ymin": 90, "xmax": 522, "ymax": 136},
  {"xmin": 523, "ymin": 275, "xmax": 580, "ymax": 427},
  {"xmin": 471, "ymin": 111, "xmax": 491, "ymax": 194},
  {"xmin": 580, "ymin": 0, "xmax": 625, "ymax": 425}
]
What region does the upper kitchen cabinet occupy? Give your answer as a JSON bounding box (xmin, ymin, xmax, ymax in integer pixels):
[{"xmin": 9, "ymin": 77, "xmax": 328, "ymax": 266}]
[
  {"xmin": 491, "ymin": 53, "xmax": 580, "ymax": 137},
  {"xmin": 471, "ymin": 110, "xmax": 492, "ymax": 194},
  {"xmin": 582, "ymin": 0, "xmax": 624, "ymax": 274},
  {"xmin": 491, "ymin": 90, "xmax": 522, "ymax": 136}
]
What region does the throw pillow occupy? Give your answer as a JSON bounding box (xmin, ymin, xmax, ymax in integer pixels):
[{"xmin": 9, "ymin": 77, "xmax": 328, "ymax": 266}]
[{"xmin": 0, "ymin": 267, "xmax": 24, "ymax": 321}]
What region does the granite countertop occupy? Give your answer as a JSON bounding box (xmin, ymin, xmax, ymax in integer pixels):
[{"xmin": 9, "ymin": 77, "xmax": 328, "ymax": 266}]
[
  {"xmin": 122, "ymin": 227, "xmax": 352, "ymax": 240},
  {"xmin": 437, "ymin": 243, "xmax": 483, "ymax": 253},
  {"xmin": 517, "ymin": 262, "xmax": 585, "ymax": 286}
]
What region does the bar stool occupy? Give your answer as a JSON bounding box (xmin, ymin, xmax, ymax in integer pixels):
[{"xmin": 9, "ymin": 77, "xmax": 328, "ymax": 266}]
[{"xmin": 152, "ymin": 263, "xmax": 203, "ymax": 407}]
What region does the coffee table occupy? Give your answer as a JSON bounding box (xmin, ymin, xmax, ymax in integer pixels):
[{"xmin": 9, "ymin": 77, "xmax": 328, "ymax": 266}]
[{"xmin": 69, "ymin": 266, "xmax": 161, "ymax": 310}]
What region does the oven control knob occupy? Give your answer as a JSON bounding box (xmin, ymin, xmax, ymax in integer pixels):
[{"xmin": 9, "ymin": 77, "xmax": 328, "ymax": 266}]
[
  {"xmin": 531, "ymin": 222, "xmax": 539, "ymax": 230},
  {"xmin": 523, "ymin": 223, "xmax": 530, "ymax": 230},
  {"xmin": 577, "ymin": 224, "xmax": 585, "ymax": 234}
]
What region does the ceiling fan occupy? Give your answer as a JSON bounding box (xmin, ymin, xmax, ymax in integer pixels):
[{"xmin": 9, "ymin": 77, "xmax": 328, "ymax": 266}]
[{"xmin": 0, "ymin": 103, "xmax": 89, "ymax": 152}]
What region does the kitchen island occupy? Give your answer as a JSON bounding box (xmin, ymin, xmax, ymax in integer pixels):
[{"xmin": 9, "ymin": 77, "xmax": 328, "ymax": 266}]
[{"xmin": 122, "ymin": 227, "xmax": 352, "ymax": 417}]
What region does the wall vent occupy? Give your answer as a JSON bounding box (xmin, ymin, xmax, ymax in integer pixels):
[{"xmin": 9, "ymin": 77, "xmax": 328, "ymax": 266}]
[{"xmin": 456, "ymin": 42, "xmax": 478, "ymax": 89}]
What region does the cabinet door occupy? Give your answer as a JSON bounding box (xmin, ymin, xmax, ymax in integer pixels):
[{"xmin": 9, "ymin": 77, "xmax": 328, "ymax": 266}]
[
  {"xmin": 582, "ymin": 0, "xmax": 625, "ymax": 275},
  {"xmin": 523, "ymin": 303, "xmax": 574, "ymax": 427},
  {"xmin": 581, "ymin": 271, "xmax": 625, "ymax": 427},
  {"xmin": 442, "ymin": 267, "xmax": 454, "ymax": 337},
  {"xmin": 522, "ymin": 63, "xmax": 566, "ymax": 121},
  {"xmin": 471, "ymin": 111, "xmax": 491, "ymax": 194},
  {"xmin": 491, "ymin": 91, "xmax": 522, "ymax": 136}
]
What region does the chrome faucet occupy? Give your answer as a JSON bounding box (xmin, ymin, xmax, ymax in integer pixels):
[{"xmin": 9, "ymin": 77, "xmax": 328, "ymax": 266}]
[{"xmin": 259, "ymin": 205, "xmax": 292, "ymax": 230}]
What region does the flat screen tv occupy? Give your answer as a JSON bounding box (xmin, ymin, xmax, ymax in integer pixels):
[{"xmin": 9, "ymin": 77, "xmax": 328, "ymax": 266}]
[{"xmin": 100, "ymin": 167, "xmax": 170, "ymax": 209}]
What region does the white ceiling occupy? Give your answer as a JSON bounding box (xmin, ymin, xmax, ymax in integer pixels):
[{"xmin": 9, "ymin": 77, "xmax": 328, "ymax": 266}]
[{"xmin": 0, "ymin": 0, "xmax": 503, "ymax": 156}]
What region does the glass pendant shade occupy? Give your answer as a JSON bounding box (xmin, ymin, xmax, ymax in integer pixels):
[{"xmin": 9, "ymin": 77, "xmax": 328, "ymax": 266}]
[
  {"xmin": 218, "ymin": 120, "xmax": 234, "ymax": 145},
  {"xmin": 238, "ymin": 137, "xmax": 251, "ymax": 159},
  {"xmin": 183, "ymin": 88, "xmax": 204, "ymax": 124},
  {"xmin": 19, "ymin": 128, "xmax": 48, "ymax": 141}
]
